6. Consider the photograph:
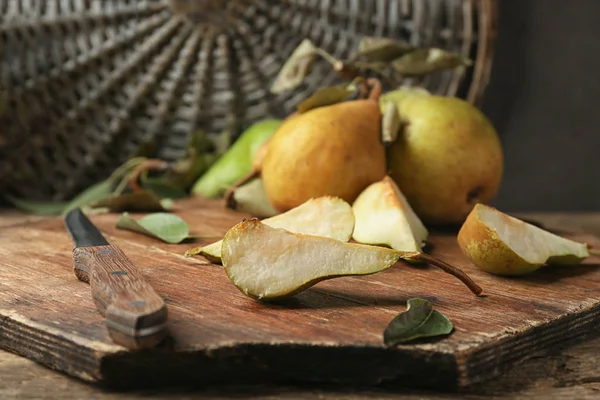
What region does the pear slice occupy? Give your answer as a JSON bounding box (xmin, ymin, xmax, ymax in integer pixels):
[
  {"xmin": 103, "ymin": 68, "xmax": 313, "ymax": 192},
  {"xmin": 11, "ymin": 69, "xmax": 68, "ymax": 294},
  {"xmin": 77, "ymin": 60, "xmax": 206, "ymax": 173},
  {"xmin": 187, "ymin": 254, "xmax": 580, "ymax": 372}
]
[
  {"xmin": 185, "ymin": 196, "xmax": 355, "ymax": 263},
  {"xmin": 222, "ymin": 219, "xmax": 482, "ymax": 300},
  {"xmin": 225, "ymin": 178, "xmax": 279, "ymax": 219},
  {"xmin": 352, "ymin": 176, "xmax": 428, "ymax": 252},
  {"xmin": 458, "ymin": 204, "xmax": 590, "ymax": 276}
]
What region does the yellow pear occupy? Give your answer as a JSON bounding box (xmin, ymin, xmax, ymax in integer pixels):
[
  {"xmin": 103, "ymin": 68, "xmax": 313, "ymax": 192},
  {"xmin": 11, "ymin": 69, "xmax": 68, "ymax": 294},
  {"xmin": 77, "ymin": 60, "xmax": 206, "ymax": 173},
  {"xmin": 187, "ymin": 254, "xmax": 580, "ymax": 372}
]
[
  {"xmin": 352, "ymin": 176, "xmax": 428, "ymax": 252},
  {"xmin": 381, "ymin": 89, "xmax": 503, "ymax": 225},
  {"xmin": 222, "ymin": 219, "xmax": 482, "ymax": 300},
  {"xmin": 185, "ymin": 196, "xmax": 355, "ymax": 264},
  {"xmin": 458, "ymin": 204, "xmax": 590, "ymax": 276},
  {"xmin": 261, "ymin": 99, "xmax": 387, "ymax": 212}
]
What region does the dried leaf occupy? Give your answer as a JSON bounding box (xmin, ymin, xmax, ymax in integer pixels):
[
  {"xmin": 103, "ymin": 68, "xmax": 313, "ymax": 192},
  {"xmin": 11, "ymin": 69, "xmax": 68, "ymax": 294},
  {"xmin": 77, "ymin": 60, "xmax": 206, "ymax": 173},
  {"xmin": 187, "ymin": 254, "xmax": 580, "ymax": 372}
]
[
  {"xmin": 4, "ymin": 195, "xmax": 68, "ymax": 215},
  {"xmin": 392, "ymin": 48, "xmax": 472, "ymax": 77},
  {"xmin": 270, "ymin": 39, "xmax": 319, "ymax": 94},
  {"xmin": 115, "ymin": 212, "xmax": 191, "ymax": 244},
  {"xmin": 92, "ymin": 190, "xmax": 172, "ymax": 213},
  {"xmin": 62, "ymin": 180, "xmax": 114, "ymax": 215},
  {"xmin": 355, "ymin": 36, "xmax": 414, "ymax": 62},
  {"xmin": 383, "ymin": 298, "xmax": 453, "ymax": 345},
  {"xmin": 297, "ymin": 85, "xmax": 356, "ymax": 113},
  {"xmin": 381, "ymin": 101, "xmax": 402, "ymax": 145}
]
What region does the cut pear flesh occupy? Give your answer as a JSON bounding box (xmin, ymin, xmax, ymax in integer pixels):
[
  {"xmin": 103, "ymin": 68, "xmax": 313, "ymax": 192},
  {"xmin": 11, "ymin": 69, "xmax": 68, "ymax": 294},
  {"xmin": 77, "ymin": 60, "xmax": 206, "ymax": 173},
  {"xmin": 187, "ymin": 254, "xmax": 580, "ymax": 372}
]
[
  {"xmin": 185, "ymin": 196, "xmax": 355, "ymax": 263},
  {"xmin": 458, "ymin": 204, "xmax": 590, "ymax": 276},
  {"xmin": 352, "ymin": 176, "xmax": 427, "ymax": 252},
  {"xmin": 221, "ymin": 219, "xmax": 412, "ymax": 300}
]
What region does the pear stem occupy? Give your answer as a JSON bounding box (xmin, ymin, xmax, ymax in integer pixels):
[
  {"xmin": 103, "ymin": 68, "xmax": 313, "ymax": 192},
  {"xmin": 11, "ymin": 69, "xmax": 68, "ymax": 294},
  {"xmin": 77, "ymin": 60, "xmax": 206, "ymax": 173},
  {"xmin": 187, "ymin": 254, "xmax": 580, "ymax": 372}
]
[
  {"xmin": 223, "ymin": 169, "xmax": 260, "ymax": 210},
  {"xmin": 413, "ymin": 253, "xmax": 483, "ymax": 296},
  {"xmin": 366, "ymin": 78, "xmax": 382, "ymax": 102}
]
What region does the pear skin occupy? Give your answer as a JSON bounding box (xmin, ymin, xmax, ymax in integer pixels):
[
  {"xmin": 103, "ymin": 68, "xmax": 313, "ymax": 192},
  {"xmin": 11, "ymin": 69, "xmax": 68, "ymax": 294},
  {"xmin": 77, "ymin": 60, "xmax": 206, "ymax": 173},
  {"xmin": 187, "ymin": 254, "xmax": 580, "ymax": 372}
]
[
  {"xmin": 352, "ymin": 176, "xmax": 428, "ymax": 252},
  {"xmin": 382, "ymin": 91, "xmax": 503, "ymax": 225},
  {"xmin": 192, "ymin": 119, "xmax": 282, "ymax": 198},
  {"xmin": 261, "ymin": 100, "xmax": 387, "ymax": 212},
  {"xmin": 458, "ymin": 204, "xmax": 589, "ymax": 276}
]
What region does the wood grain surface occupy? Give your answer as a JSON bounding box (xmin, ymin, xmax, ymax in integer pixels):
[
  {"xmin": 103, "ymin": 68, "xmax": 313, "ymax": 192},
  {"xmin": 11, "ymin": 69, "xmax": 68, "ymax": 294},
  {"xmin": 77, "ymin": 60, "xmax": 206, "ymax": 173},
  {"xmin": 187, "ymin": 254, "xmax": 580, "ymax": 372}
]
[{"xmin": 1, "ymin": 199, "xmax": 600, "ymax": 395}]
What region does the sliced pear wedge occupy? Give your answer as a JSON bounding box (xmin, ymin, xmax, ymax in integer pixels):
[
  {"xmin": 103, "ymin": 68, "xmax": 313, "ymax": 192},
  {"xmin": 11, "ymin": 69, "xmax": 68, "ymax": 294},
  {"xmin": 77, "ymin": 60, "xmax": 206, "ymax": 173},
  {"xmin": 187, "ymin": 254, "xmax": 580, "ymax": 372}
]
[
  {"xmin": 458, "ymin": 204, "xmax": 590, "ymax": 276},
  {"xmin": 352, "ymin": 176, "xmax": 428, "ymax": 252},
  {"xmin": 225, "ymin": 178, "xmax": 279, "ymax": 219},
  {"xmin": 222, "ymin": 219, "xmax": 482, "ymax": 300},
  {"xmin": 185, "ymin": 196, "xmax": 355, "ymax": 263}
]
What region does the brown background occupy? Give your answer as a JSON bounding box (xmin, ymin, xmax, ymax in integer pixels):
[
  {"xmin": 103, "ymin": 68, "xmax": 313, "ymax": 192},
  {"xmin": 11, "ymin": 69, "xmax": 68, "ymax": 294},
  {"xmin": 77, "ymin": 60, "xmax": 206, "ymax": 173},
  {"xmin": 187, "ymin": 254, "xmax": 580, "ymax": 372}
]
[{"xmin": 482, "ymin": 0, "xmax": 600, "ymax": 212}]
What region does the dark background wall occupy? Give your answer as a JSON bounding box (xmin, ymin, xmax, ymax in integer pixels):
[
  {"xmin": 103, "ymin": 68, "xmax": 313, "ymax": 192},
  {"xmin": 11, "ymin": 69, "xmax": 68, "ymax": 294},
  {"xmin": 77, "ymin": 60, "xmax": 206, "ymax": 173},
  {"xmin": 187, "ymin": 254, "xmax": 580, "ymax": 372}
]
[{"xmin": 481, "ymin": 0, "xmax": 600, "ymax": 212}]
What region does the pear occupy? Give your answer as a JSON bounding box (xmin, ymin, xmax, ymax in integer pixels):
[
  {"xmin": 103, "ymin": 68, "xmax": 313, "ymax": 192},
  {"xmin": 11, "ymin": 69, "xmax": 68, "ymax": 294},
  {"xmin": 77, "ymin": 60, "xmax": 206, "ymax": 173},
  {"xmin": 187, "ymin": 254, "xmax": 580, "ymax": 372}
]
[
  {"xmin": 225, "ymin": 178, "xmax": 279, "ymax": 219},
  {"xmin": 457, "ymin": 204, "xmax": 590, "ymax": 276},
  {"xmin": 260, "ymin": 98, "xmax": 387, "ymax": 212},
  {"xmin": 185, "ymin": 196, "xmax": 355, "ymax": 264},
  {"xmin": 352, "ymin": 176, "xmax": 428, "ymax": 252},
  {"xmin": 192, "ymin": 119, "xmax": 282, "ymax": 198},
  {"xmin": 222, "ymin": 219, "xmax": 482, "ymax": 300},
  {"xmin": 381, "ymin": 89, "xmax": 503, "ymax": 225}
]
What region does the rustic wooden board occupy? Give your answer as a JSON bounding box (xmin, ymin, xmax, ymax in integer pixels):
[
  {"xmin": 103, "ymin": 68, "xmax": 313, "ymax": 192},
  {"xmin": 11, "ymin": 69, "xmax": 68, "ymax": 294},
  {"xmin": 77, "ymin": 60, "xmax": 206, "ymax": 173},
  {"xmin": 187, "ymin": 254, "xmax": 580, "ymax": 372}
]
[{"xmin": 1, "ymin": 198, "xmax": 600, "ymax": 390}]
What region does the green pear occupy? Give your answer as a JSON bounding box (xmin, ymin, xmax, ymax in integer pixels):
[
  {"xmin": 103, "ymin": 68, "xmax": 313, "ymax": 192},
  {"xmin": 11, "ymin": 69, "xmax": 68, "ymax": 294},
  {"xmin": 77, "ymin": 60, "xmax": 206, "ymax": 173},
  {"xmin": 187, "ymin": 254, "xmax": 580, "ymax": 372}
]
[
  {"xmin": 381, "ymin": 89, "xmax": 503, "ymax": 225},
  {"xmin": 458, "ymin": 204, "xmax": 590, "ymax": 276},
  {"xmin": 192, "ymin": 119, "xmax": 282, "ymax": 198}
]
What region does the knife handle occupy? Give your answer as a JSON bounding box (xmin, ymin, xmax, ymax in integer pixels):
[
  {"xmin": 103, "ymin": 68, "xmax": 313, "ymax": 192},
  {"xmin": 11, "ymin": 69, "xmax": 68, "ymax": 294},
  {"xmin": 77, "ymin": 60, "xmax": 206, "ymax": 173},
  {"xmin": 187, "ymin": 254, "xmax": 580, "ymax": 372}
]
[{"xmin": 73, "ymin": 245, "xmax": 168, "ymax": 350}]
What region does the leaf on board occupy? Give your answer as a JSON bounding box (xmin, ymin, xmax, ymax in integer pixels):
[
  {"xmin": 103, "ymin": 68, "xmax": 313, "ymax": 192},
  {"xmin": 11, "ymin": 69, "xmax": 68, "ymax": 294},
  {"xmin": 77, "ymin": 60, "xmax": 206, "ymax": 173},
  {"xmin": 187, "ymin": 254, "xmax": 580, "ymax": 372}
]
[
  {"xmin": 92, "ymin": 190, "xmax": 173, "ymax": 213},
  {"xmin": 296, "ymin": 85, "xmax": 357, "ymax": 113},
  {"xmin": 141, "ymin": 177, "xmax": 188, "ymax": 199},
  {"xmin": 270, "ymin": 39, "xmax": 320, "ymax": 94},
  {"xmin": 354, "ymin": 36, "xmax": 414, "ymax": 63},
  {"xmin": 391, "ymin": 48, "xmax": 472, "ymax": 77},
  {"xmin": 115, "ymin": 212, "xmax": 192, "ymax": 244},
  {"xmin": 383, "ymin": 298, "xmax": 453, "ymax": 345},
  {"xmin": 62, "ymin": 180, "xmax": 114, "ymax": 215},
  {"xmin": 4, "ymin": 195, "xmax": 68, "ymax": 215}
]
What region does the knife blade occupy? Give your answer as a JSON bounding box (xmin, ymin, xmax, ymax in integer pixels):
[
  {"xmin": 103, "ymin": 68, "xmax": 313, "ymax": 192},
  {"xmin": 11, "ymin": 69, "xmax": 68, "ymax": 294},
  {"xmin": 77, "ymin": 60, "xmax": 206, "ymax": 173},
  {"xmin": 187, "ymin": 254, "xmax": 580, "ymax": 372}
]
[{"xmin": 64, "ymin": 207, "xmax": 168, "ymax": 350}]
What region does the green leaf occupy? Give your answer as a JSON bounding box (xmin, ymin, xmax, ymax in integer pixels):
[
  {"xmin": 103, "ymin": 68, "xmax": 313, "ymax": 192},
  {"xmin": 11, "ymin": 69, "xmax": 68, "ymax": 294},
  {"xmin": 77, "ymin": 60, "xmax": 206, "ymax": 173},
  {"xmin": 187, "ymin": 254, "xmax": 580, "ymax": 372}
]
[
  {"xmin": 354, "ymin": 36, "xmax": 414, "ymax": 63},
  {"xmin": 4, "ymin": 195, "xmax": 68, "ymax": 215},
  {"xmin": 297, "ymin": 85, "xmax": 357, "ymax": 113},
  {"xmin": 391, "ymin": 48, "xmax": 472, "ymax": 77},
  {"xmin": 141, "ymin": 177, "xmax": 188, "ymax": 199},
  {"xmin": 62, "ymin": 180, "xmax": 114, "ymax": 215},
  {"xmin": 270, "ymin": 39, "xmax": 320, "ymax": 94},
  {"xmin": 92, "ymin": 190, "xmax": 172, "ymax": 213},
  {"xmin": 383, "ymin": 298, "xmax": 453, "ymax": 345},
  {"xmin": 115, "ymin": 212, "xmax": 191, "ymax": 244}
]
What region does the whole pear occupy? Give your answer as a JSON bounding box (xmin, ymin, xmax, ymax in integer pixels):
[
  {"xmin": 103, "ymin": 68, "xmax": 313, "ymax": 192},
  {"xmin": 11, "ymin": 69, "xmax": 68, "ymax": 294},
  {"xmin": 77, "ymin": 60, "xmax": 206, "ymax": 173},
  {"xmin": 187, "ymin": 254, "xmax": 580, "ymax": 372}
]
[
  {"xmin": 261, "ymin": 99, "xmax": 387, "ymax": 212},
  {"xmin": 382, "ymin": 89, "xmax": 503, "ymax": 225}
]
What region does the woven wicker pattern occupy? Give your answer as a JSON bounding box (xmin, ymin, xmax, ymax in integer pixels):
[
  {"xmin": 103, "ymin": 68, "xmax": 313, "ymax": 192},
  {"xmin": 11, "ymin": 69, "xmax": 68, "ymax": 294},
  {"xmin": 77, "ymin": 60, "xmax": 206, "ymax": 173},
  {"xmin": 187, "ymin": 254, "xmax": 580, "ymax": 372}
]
[{"xmin": 0, "ymin": 0, "xmax": 496, "ymax": 201}]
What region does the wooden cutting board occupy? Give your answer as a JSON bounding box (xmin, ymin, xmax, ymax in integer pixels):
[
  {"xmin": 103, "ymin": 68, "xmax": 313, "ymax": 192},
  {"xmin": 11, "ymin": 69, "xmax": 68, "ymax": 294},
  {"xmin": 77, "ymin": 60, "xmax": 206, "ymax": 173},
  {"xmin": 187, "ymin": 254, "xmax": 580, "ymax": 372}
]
[{"xmin": 1, "ymin": 198, "xmax": 600, "ymax": 390}]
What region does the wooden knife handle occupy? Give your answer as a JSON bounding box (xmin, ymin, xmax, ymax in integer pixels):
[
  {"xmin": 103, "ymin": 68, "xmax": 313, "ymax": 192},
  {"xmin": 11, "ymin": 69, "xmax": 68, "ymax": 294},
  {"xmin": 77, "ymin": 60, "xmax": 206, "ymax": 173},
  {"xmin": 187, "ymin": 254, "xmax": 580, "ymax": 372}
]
[{"xmin": 72, "ymin": 245, "xmax": 168, "ymax": 350}]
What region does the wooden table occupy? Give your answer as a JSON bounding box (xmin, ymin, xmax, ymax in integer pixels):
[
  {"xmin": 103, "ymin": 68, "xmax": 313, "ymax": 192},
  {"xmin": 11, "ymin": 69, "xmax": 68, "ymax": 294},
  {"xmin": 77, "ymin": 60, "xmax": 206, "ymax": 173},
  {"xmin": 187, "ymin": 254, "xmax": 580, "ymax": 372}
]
[{"xmin": 2, "ymin": 210, "xmax": 600, "ymax": 399}]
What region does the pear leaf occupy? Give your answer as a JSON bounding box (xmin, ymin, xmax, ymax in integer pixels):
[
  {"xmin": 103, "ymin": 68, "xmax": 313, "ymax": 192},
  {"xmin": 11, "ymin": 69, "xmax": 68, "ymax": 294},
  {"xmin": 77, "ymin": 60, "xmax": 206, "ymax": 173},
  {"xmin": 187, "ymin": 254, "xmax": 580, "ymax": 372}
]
[
  {"xmin": 141, "ymin": 177, "xmax": 188, "ymax": 199},
  {"xmin": 115, "ymin": 212, "xmax": 191, "ymax": 244},
  {"xmin": 162, "ymin": 130, "xmax": 214, "ymax": 191},
  {"xmin": 270, "ymin": 39, "xmax": 319, "ymax": 94},
  {"xmin": 383, "ymin": 298, "xmax": 453, "ymax": 345},
  {"xmin": 4, "ymin": 195, "xmax": 68, "ymax": 215},
  {"xmin": 392, "ymin": 48, "xmax": 472, "ymax": 77},
  {"xmin": 62, "ymin": 180, "xmax": 115, "ymax": 215},
  {"xmin": 381, "ymin": 101, "xmax": 402, "ymax": 145},
  {"xmin": 92, "ymin": 190, "xmax": 172, "ymax": 213},
  {"xmin": 296, "ymin": 85, "xmax": 357, "ymax": 113},
  {"xmin": 354, "ymin": 36, "xmax": 414, "ymax": 62}
]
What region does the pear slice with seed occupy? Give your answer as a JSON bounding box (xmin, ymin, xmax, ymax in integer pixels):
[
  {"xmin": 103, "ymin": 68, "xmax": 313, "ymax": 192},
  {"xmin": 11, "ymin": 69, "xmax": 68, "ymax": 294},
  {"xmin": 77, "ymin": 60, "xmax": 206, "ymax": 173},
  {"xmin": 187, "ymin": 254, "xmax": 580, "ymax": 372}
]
[
  {"xmin": 458, "ymin": 204, "xmax": 590, "ymax": 276},
  {"xmin": 222, "ymin": 219, "xmax": 482, "ymax": 300},
  {"xmin": 352, "ymin": 176, "xmax": 427, "ymax": 252},
  {"xmin": 185, "ymin": 196, "xmax": 355, "ymax": 263}
]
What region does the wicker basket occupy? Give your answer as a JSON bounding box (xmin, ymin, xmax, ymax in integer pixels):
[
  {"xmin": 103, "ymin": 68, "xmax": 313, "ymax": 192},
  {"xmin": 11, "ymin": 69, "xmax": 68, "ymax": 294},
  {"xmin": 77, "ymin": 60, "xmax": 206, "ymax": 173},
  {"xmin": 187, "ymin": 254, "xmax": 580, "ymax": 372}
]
[{"xmin": 0, "ymin": 0, "xmax": 497, "ymax": 202}]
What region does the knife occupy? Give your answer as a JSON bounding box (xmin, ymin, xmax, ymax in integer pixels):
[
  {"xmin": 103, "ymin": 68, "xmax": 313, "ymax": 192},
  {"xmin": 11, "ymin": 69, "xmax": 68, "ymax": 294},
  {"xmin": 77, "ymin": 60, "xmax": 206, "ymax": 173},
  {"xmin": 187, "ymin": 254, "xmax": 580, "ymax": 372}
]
[{"xmin": 64, "ymin": 207, "xmax": 168, "ymax": 350}]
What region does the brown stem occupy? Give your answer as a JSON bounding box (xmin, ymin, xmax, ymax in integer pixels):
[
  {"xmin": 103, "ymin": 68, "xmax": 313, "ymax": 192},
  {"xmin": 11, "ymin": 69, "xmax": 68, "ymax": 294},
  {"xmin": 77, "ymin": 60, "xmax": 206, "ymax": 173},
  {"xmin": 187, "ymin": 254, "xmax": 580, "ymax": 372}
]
[
  {"xmin": 414, "ymin": 253, "xmax": 483, "ymax": 296},
  {"xmin": 128, "ymin": 159, "xmax": 169, "ymax": 192},
  {"xmin": 223, "ymin": 169, "xmax": 260, "ymax": 210},
  {"xmin": 366, "ymin": 78, "xmax": 382, "ymax": 102}
]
